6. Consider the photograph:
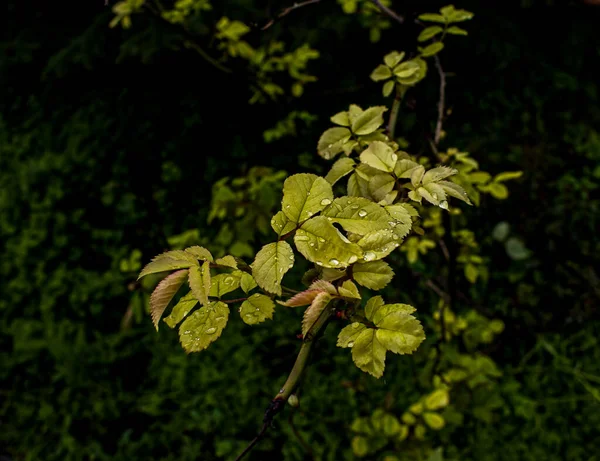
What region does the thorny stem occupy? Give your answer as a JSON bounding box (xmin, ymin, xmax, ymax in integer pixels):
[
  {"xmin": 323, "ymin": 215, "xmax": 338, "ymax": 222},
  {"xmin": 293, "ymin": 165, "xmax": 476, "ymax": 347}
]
[
  {"xmin": 235, "ymin": 303, "xmax": 336, "ymax": 461},
  {"xmin": 433, "ymin": 55, "xmax": 446, "ymax": 146},
  {"xmin": 258, "ymin": 0, "xmax": 322, "ymax": 30},
  {"xmin": 370, "ymin": 0, "xmax": 405, "ymax": 24}
]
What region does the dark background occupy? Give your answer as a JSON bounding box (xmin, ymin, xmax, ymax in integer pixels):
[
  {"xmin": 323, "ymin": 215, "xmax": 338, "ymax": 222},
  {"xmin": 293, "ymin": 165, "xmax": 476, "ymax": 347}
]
[{"xmin": 1, "ymin": 0, "xmax": 599, "ymax": 460}]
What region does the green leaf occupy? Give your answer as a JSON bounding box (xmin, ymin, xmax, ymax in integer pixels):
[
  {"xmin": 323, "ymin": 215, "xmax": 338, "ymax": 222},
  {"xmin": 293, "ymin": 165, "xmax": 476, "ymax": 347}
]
[
  {"xmin": 215, "ymin": 255, "xmax": 237, "ymax": 268},
  {"xmin": 469, "ymin": 171, "xmax": 491, "ymax": 184},
  {"xmin": 209, "ymin": 272, "xmax": 241, "ymax": 297},
  {"xmin": 138, "ymin": 251, "xmax": 198, "ymax": 279},
  {"xmin": 302, "ymin": 292, "xmax": 332, "ymax": 336},
  {"xmin": 494, "ymin": 171, "xmax": 523, "ymax": 182},
  {"xmin": 418, "ymin": 13, "xmax": 446, "ymax": 23},
  {"xmin": 425, "ymin": 389, "xmax": 450, "ymax": 410},
  {"xmin": 420, "ymin": 42, "xmax": 445, "ymax": 57},
  {"xmin": 384, "ymin": 51, "xmax": 405, "ymax": 68},
  {"xmin": 505, "ymin": 237, "xmax": 531, "ymax": 261},
  {"xmin": 385, "ymin": 204, "xmax": 414, "ymax": 237},
  {"xmin": 439, "ymin": 180, "xmax": 472, "ymax": 204},
  {"xmin": 240, "ymin": 293, "xmax": 275, "ymax": 325},
  {"xmin": 423, "ymin": 412, "xmax": 445, "ymax": 430},
  {"xmin": 351, "ymin": 436, "xmax": 369, "ymax": 457},
  {"xmin": 393, "ymin": 61, "xmax": 420, "ymax": 79},
  {"xmin": 447, "ymin": 9, "xmax": 473, "ymax": 22},
  {"xmin": 251, "ymin": 241, "xmax": 294, "ymax": 295},
  {"xmin": 351, "ymin": 106, "xmax": 388, "ymax": 136},
  {"xmin": 368, "ymin": 174, "xmax": 395, "ymax": 201},
  {"xmin": 360, "ymin": 141, "xmax": 398, "ymax": 173},
  {"xmin": 481, "ymin": 182, "xmax": 509, "ymax": 199},
  {"xmin": 188, "ymin": 263, "xmax": 210, "ymax": 305},
  {"xmin": 382, "ymin": 80, "xmax": 395, "ymax": 97},
  {"xmin": 317, "ymin": 127, "xmax": 352, "ymax": 159},
  {"xmin": 370, "ymin": 64, "xmax": 392, "ymax": 82},
  {"xmin": 294, "ymin": 216, "xmax": 363, "ymax": 268},
  {"xmin": 185, "ymin": 246, "xmax": 214, "ymax": 262},
  {"xmin": 338, "ymin": 322, "xmax": 367, "ymax": 347},
  {"xmin": 150, "ymin": 269, "xmax": 189, "ymax": 330},
  {"xmin": 339, "ymin": 280, "xmax": 361, "ymax": 299},
  {"xmin": 322, "ymin": 196, "xmax": 394, "ymax": 235},
  {"xmin": 341, "ymin": 139, "xmax": 359, "ymax": 155},
  {"xmin": 240, "ymin": 272, "xmax": 257, "ymax": 294},
  {"xmin": 163, "ymin": 291, "xmax": 198, "ymax": 329},
  {"xmin": 353, "ymin": 260, "xmax": 394, "ymax": 289},
  {"xmin": 271, "ymin": 210, "xmax": 296, "ymax": 237},
  {"xmin": 325, "ymin": 157, "xmax": 356, "ymax": 185},
  {"xmin": 418, "ymin": 26, "xmax": 443, "ymax": 42},
  {"xmin": 331, "ymin": 111, "xmax": 351, "ymax": 126},
  {"xmin": 282, "ymin": 174, "xmax": 334, "ymax": 224},
  {"xmin": 352, "ymin": 328, "xmax": 387, "ymax": 378},
  {"xmin": 394, "ymin": 159, "xmax": 420, "ymax": 178},
  {"xmin": 464, "ymin": 263, "xmax": 478, "ymax": 283},
  {"xmin": 357, "ymin": 229, "xmax": 401, "ymax": 261},
  {"xmin": 422, "ymin": 166, "xmax": 457, "ymax": 184},
  {"xmin": 179, "ymin": 301, "xmax": 229, "ymax": 352},
  {"xmin": 447, "ymin": 25, "xmax": 468, "ymax": 35},
  {"xmin": 492, "ymin": 222, "xmax": 511, "ymax": 241}
]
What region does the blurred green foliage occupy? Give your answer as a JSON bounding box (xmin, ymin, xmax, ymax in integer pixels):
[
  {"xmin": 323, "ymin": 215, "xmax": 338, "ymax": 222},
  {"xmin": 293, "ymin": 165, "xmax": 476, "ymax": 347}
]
[{"xmin": 1, "ymin": 0, "xmax": 599, "ymax": 460}]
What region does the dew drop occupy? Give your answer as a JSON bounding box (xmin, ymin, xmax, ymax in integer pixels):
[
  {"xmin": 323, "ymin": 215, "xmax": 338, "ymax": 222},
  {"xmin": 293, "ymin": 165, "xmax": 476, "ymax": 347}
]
[
  {"xmin": 328, "ymin": 144, "xmax": 333, "ymax": 148},
  {"xmin": 334, "ymin": 202, "xmax": 343, "ymax": 211},
  {"xmin": 391, "ymin": 153, "xmax": 398, "ymax": 162},
  {"xmin": 394, "ymin": 243, "xmax": 400, "ymax": 247},
  {"xmin": 439, "ymin": 200, "xmax": 449, "ymax": 210},
  {"xmin": 388, "ymin": 221, "xmax": 397, "ymax": 227},
  {"xmin": 327, "ymin": 217, "xmax": 333, "ymax": 221},
  {"xmin": 351, "ymin": 205, "xmax": 359, "ymax": 210},
  {"xmin": 318, "ymin": 237, "xmax": 325, "ymax": 243},
  {"xmin": 358, "ymin": 209, "xmax": 367, "ymax": 217},
  {"xmin": 309, "ymin": 242, "xmax": 315, "ymax": 247},
  {"xmin": 183, "ymin": 330, "xmax": 191, "ymax": 335},
  {"xmin": 215, "ymin": 316, "xmax": 225, "ymax": 322},
  {"xmin": 347, "ymin": 341, "xmax": 355, "ymax": 347},
  {"xmin": 381, "ymin": 247, "xmax": 388, "ymax": 252},
  {"xmin": 329, "ymin": 258, "xmax": 340, "ymax": 266},
  {"xmin": 205, "ymin": 327, "xmax": 217, "ymax": 335},
  {"xmin": 320, "ymin": 198, "xmax": 332, "ymax": 206},
  {"xmin": 392, "ymin": 234, "xmax": 399, "ymax": 240},
  {"xmin": 316, "ymin": 261, "xmax": 323, "ymax": 266},
  {"xmin": 364, "ymin": 251, "xmax": 376, "ymax": 261},
  {"xmin": 348, "ymin": 255, "xmax": 358, "ymax": 264},
  {"xmin": 279, "ymin": 267, "xmax": 283, "ymax": 273},
  {"xmin": 285, "ymin": 205, "xmax": 290, "ymax": 209},
  {"xmin": 279, "ymin": 388, "xmax": 285, "ymax": 394},
  {"xmin": 288, "ymin": 264, "xmax": 293, "ymax": 269},
  {"xmin": 255, "ymin": 307, "xmax": 260, "ymax": 311},
  {"xmin": 289, "ymin": 255, "xmax": 294, "ymax": 260}
]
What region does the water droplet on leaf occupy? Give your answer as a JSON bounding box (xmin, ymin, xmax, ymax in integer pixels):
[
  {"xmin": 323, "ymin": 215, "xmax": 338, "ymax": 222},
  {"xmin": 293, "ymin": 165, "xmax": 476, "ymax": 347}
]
[
  {"xmin": 348, "ymin": 255, "xmax": 358, "ymax": 264},
  {"xmin": 205, "ymin": 327, "xmax": 217, "ymax": 334},
  {"xmin": 347, "ymin": 341, "xmax": 354, "ymax": 347},
  {"xmin": 329, "ymin": 258, "xmax": 339, "ymax": 266},
  {"xmin": 358, "ymin": 209, "xmax": 367, "ymax": 217},
  {"xmin": 364, "ymin": 251, "xmax": 376, "ymax": 261},
  {"xmin": 320, "ymin": 198, "xmax": 332, "ymax": 206}
]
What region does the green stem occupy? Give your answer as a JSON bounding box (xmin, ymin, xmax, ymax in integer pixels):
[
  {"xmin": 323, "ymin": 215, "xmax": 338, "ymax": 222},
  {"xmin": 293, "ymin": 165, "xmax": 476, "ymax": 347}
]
[{"xmin": 387, "ymin": 85, "xmax": 403, "ymax": 140}]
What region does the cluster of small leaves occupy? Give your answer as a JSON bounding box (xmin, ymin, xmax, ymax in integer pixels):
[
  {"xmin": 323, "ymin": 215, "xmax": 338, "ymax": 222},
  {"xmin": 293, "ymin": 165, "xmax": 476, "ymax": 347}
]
[
  {"xmin": 433, "ymin": 304, "xmax": 504, "ymax": 345},
  {"xmin": 110, "ymin": 1, "xmax": 320, "ymax": 103},
  {"xmin": 351, "ymin": 388, "xmax": 450, "ymax": 458}
]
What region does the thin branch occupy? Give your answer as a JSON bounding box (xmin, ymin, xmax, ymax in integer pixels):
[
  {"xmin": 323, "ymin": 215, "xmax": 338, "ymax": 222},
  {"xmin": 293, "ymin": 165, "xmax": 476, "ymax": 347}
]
[
  {"xmin": 387, "ymin": 85, "xmax": 403, "ymax": 139},
  {"xmin": 258, "ymin": 0, "xmax": 322, "ymax": 31},
  {"xmin": 433, "ymin": 55, "xmax": 446, "ymax": 145},
  {"xmin": 370, "ymin": 0, "xmax": 404, "ymax": 24},
  {"xmin": 234, "ymin": 422, "xmax": 270, "ymax": 461},
  {"xmin": 221, "ymin": 297, "xmax": 248, "ymax": 304}
]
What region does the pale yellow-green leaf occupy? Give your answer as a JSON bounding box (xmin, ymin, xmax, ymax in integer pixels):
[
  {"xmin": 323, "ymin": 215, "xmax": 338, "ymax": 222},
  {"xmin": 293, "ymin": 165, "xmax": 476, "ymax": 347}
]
[
  {"xmin": 421, "ymin": 183, "xmax": 447, "ymax": 206},
  {"xmin": 309, "ymin": 279, "xmax": 338, "ymax": 294},
  {"xmin": 373, "ymin": 305, "xmax": 425, "ymax": 354},
  {"xmin": 423, "ymin": 412, "xmax": 445, "ymax": 430},
  {"xmin": 393, "ymin": 61, "xmax": 420, "ymax": 79},
  {"xmin": 347, "ymin": 172, "xmax": 369, "ymax": 198},
  {"xmin": 341, "ymin": 140, "xmax": 358, "ymax": 155},
  {"xmin": 251, "ymin": 241, "xmax": 294, "ymax": 295},
  {"xmin": 240, "ymin": 293, "xmax": 275, "ymax": 325},
  {"xmin": 368, "ymin": 174, "xmax": 396, "ymax": 201},
  {"xmin": 321, "ymin": 267, "xmax": 346, "ymax": 282},
  {"xmin": 418, "ymin": 13, "xmax": 446, "ymax": 23},
  {"xmin": 294, "ymin": 216, "xmax": 363, "ymax": 268},
  {"xmin": 422, "ymin": 166, "xmax": 457, "ymax": 185},
  {"xmin": 240, "ymin": 272, "xmax": 257, "ymax": 293},
  {"xmin": 447, "ymin": 8, "xmax": 474, "ymax": 22},
  {"xmin": 411, "ymin": 165, "xmax": 426, "ymax": 186},
  {"xmin": 494, "ymin": 171, "xmax": 523, "ymax": 182},
  {"xmin": 353, "ymin": 260, "xmax": 394, "ymax": 290},
  {"xmin": 469, "ymin": 171, "xmax": 491, "ymax": 184},
  {"xmin": 364, "ymin": 295, "xmax": 385, "ymax": 319},
  {"xmin": 270, "ymin": 210, "xmax": 296, "ymax": 237},
  {"xmin": 330, "ymin": 111, "xmax": 351, "ymax": 126},
  {"xmin": 317, "ymin": 127, "xmax": 352, "ymax": 159},
  {"xmin": 150, "ymin": 269, "xmax": 189, "ymax": 330},
  {"xmin": 385, "ymin": 204, "xmax": 414, "ymax": 238},
  {"xmin": 379, "ymin": 190, "xmax": 398, "ymax": 206},
  {"xmin": 325, "ymin": 157, "xmax": 355, "ymax": 185},
  {"xmin": 282, "ymin": 174, "xmax": 334, "ymax": 224},
  {"xmin": 360, "ymin": 141, "xmax": 398, "ymax": 172},
  {"xmin": 351, "ymin": 106, "xmax": 387, "ymax": 136},
  {"xmin": 163, "ymin": 291, "xmax": 198, "ymax": 329},
  {"xmin": 439, "ymin": 180, "xmax": 472, "ymax": 204},
  {"xmin": 447, "ymin": 25, "xmax": 468, "ymax": 35},
  {"xmin": 188, "ymin": 264, "xmax": 209, "ymax": 305},
  {"xmin": 338, "ymin": 280, "xmax": 361, "ymax": 299},
  {"xmin": 138, "ymin": 251, "xmax": 198, "ymax": 279},
  {"xmin": 370, "ymin": 64, "xmax": 392, "ymax": 82},
  {"xmin": 347, "ymin": 104, "xmax": 364, "ymax": 124},
  {"xmin": 337, "ymin": 322, "xmax": 367, "ymax": 347},
  {"xmin": 209, "ymin": 272, "xmax": 241, "ymax": 297},
  {"xmin": 215, "ymin": 255, "xmax": 237, "ymax": 268},
  {"xmin": 481, "ymin": 182, "xmax": 509, "ymax": 199},
  {"xmin": 394, "ymin": 159, "xmax": 420, "ymax": 178},
  {"xmin": 384, "ymin": 51, "xmax": 405, "ymax": 68},
  {"xmin": 302, "ymin": 292, "xmax": 332, "ymax": 336},
  {"xmin": 352, "ymin": 329, "xmax": 386, "ymax": 378},
  {"xmin": 465, "ymin": 263, "xmax": 479, "ymax": 283},
  {"xmin": 357, "ymin": 229, "xmax": 401, "ymax": 261},
  {"xmin": 382, "ymin": 80, "xmax": 395, "ymax": 97},
  {"xmin": 418, "ymin": 25, "xmax": 443, "ymax": 42},
  {"xmin": 322, "ymin": 196, "xmax": 394, "ymax": 235},
  {"xmin": 351, "ymin": 436, "xmax": 369, "ymax": 457},
  {"xmin": 179, "ymin": 301, "xmax": 229, "ymax": 352},
  {"xmin": 420, "ymin": 42, "xmax": 444, "ymax": 57},
  {"xmin": 184, "ymin": 246, "xmax": 214, "ymax": 262}
]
